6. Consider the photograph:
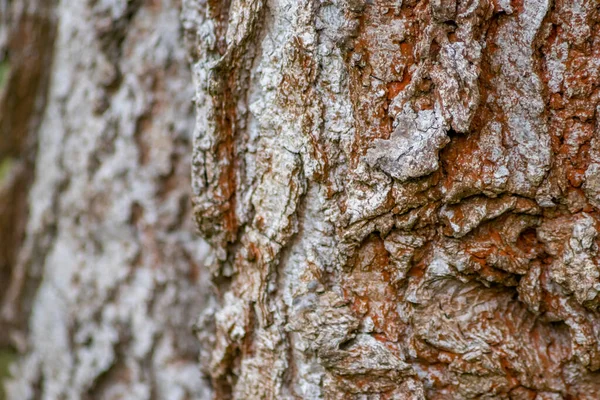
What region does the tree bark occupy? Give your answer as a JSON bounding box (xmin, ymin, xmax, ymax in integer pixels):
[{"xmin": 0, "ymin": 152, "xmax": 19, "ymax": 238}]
[
  {"xmin": 183, "ymin": 0, "xmax": 600, "ymax": 398},
  {"xmin": 5, "ymin": 0, "xmax": 600, "ymax": 399},
  {"xmin": 0, "ymin": 0, "xmax": 56, "ymax": 348},
  {"xmin": 3, "ymin": 0, "xmax": 212, "ymax": 399}
]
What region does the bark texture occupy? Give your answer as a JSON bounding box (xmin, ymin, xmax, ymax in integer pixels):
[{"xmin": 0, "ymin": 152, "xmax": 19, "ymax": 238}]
[
  {"xmin": 183, "ymin": 0, "xmax": 600, "ymax": 398},
  {"xmin": 4, "ymin": 0, "xmax": 212, "ymax": 399},
  {"xmin": 0, "ymin": 0, "xmax": 56, "ymax": 348},
  {"xmin": 6, "ymin": 0, "xmax": 600, "ymax": 399}
]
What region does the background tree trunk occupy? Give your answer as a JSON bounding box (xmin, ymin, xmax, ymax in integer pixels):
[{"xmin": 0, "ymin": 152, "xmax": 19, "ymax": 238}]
[
  {"xmin": 4, "ymin": 0, "xmax": 600, "ymax": 399},
  {"xmin": 3, "ymin": 0, "xmax": 213, "ymax": 399},
  {"xmin": 0, "ymin": 0, "xmax": 56, "ymax": 349}
]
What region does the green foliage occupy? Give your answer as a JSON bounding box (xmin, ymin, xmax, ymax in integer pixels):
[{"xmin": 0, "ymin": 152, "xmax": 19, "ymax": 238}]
[
  {"xmin": 0, "ymin": 158, "xmax": 15, "ymax": 183},
  {"xmin": 0, "ymin": 347, "xmax": 17, "ymax": 400},
  {"xmin": 0, "ymin": 60, "xmax": 9, "ymax": 90}
]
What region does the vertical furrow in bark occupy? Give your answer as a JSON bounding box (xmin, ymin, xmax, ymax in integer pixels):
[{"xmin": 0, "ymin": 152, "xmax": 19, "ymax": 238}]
[{"xmin": 0, "ymin": 0, "xmax": 57, "ymax": 350}]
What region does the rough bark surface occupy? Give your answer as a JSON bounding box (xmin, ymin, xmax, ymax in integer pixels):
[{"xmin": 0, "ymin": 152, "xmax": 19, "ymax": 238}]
[
  {"xmin": 0, "ymin": 0, "xmax": 56, "ymax": 348},
  {"xmin": 183, "ymin": 0, "xmax": 600, "ymax": 398},
  {"xmin": 6, "ymin": 0, "xmax": 600, "ymax": 399},
  {"xmin": 4, "ymin": 0, "xmax": 212, "ymax": 399}
]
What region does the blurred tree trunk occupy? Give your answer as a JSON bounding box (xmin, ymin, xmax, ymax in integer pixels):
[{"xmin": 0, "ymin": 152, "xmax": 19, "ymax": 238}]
[
  {"xmin": 0, "ymin": 1, "xmax": 57, "ymax": 398},
  {"xmin": 4, "ymin": 0, "xmax": 600, "ymax": 399},
  {"xmin": 3, "ymin": 0, "xmax": 213, "ymax": 399},
  {"xmin": 0, "ymin": 0, "xmax": 56, "ymax": 349}
]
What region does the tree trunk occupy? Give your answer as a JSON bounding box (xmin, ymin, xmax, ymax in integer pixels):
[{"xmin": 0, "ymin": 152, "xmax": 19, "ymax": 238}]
[
  {"xmin": 0, "ymin": 0, "xmax": 56, "ymax": 348},
  {"xmin": 183, "ymin": 0, "xmax": 600, "ymax": 398},
  {"xmin": 3, "ymin": 0, "xmax": 212, "ymax": 399},
  {"xmin": 4, "ymin": 0, "xmax": 600, "ymax": 399}
]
